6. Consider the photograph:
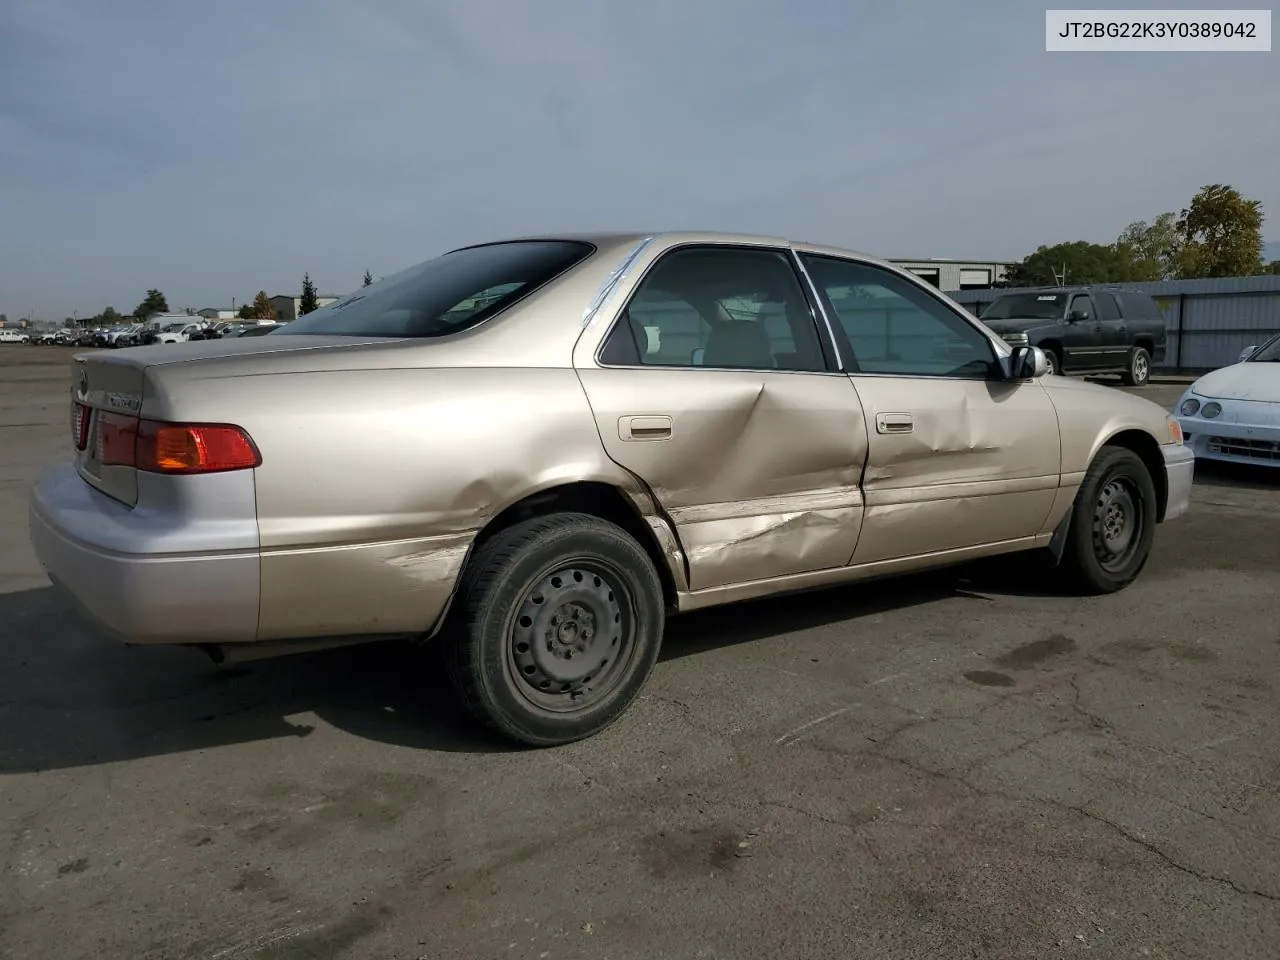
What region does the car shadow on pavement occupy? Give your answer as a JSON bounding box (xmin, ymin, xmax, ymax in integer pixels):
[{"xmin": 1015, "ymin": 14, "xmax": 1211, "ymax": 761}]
[
  {"xmin": 1193, "ymin": 459, "xmax": 1279, "ymax": 490},
  {"xmin": 0, "ymin": 561, "xmax": 1064, "ymax": 774},
  {"xmin": 660, "ymin": 569, "xmax": 966, "ymax": 661},
  {"xmin": 0, "ymin": 585, "xmax": 506, "ymax": 774}
]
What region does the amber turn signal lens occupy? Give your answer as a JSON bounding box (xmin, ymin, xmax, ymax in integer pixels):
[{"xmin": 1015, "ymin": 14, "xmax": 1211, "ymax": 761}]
[{"xmin": 136, "ymin": 421, "xmax": 261, "ymax": 474}]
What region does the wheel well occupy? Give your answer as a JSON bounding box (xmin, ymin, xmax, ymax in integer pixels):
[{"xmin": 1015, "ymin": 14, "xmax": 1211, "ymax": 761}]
[
  {"xmin": 1039, "ymin": 339, "xmax": 1062, "ymax": 359},
  {"xmin": 1101, "ymin": 430, "xmax": 1168, "ymax": 521},
  {"xmin": 1133, "ymin": 337, "xmax": 1154, "ymax": 353},
  {"xmin": 473, "ymin": 482, "xmax": 679, "ymax": 608}
]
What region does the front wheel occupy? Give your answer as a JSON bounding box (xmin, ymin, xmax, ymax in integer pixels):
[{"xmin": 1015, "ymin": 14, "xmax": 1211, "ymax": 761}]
[
  {"xmin": 1059, "ymin": 446, "xmax": 1157, "ymax": 594},
  {"xmin": 444, "ymin": 512, "xmax": 665, "ymax": 746},
  {"xmin": 1122, "ymin": 346, "xmax": 1151, "ymax": 386}
]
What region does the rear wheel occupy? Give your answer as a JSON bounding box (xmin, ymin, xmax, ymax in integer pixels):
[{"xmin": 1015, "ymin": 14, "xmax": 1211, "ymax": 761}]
[
  {"xmin": 1043, "ymin": 347, "xmax": 1062, "ymax": 377},
  {"xmin": 1122, "ymin": 346, "xmax": 1151, "ymax": 386},
  {"xmin": 444, "ymin": 512, "xmax": 665, "ymax": 746},
  {"xmin": 1058, "ymin": 446, "xmax": 1157, "ymax": 594}
]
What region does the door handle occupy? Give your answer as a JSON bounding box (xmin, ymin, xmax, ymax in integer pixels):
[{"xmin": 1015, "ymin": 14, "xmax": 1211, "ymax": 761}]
[
  {"xmin": 876, "ymin": 412, "xmax": 914, "ymax": 435},
  {"xmin": 619, "ymin": 415, "xmax": 672, "ymax": 441}
]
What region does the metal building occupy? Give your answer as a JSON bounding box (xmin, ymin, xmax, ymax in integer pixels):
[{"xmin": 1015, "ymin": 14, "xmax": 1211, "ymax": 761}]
[
  {"xmin": 949, "ymin": 276, "xmax": 1280, "ymax": 372},
  {"xmin": 888, "ymin": 258, "xmax": 1017, "ymax": 291}
]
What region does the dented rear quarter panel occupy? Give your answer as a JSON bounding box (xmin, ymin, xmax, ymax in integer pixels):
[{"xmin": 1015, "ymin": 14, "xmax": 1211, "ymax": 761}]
[{"xmin": 142, "ymin": 356, "xmax": 651, "ymax": 642}]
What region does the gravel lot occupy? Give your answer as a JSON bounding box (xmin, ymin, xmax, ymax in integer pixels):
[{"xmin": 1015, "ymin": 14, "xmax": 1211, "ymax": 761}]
[{"xmin": 2, "ymin": 346, "xmax": 1278, "ymax": 960}]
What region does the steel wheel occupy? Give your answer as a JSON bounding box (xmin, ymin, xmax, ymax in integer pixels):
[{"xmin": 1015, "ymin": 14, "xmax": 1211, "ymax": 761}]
[
  {"xmin": 1059, "ymin": 445, "xmax": 1157, "ymax": 594},
  {"xmin": 1091, "ymin": 475, "xmax": 1144, "ymax": 573},
  {"xmin": 506, "ymin": 561, "xmax": 635, "ymax": 713},
  {"xmin": 445, "ymin": 512, "xmax": 665, "ymax": 746}
]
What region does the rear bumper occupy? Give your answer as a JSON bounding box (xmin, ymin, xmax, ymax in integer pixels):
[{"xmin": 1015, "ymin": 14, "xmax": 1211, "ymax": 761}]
[
  {"xmin": 1161, "ymin": 443, "xmax": 1195, "ymax": 522},
  {"xmin": 29, "ymin": 464, "xmax": 474, "ymax": 648},
  {"xmin": 28, "ymin": 464, "xmax": 260, "ymax": 645}
]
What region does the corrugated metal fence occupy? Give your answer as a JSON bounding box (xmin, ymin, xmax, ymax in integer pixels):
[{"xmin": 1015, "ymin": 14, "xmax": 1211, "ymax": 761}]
[{"xmin": 948, "ymin": 275, "xmax": 1280, "ymax": 371}]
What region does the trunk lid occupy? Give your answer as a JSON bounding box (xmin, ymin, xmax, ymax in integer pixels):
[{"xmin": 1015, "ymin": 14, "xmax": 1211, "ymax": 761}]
[
  {"xmin": 70, "ymin": 336, "xmax": 391, "ymax": 506},
  {"xmin": 71, "ymin": 352, "xmax": 149, "ymax": 506}
]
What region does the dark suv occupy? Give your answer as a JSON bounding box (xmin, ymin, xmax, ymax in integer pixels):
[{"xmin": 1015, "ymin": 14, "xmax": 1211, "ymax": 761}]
[{"xmin": 977, "ymin": 287, "xmax": 1167, "ymax": 386}]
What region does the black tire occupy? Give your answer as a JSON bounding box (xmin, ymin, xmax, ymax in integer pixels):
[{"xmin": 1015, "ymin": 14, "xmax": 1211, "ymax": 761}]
[
  {"xmin": 1043, "ymin": 346, "xmax": 1063, "ymax": 377},
  {"xmin": 1122, "ymin": 346, "xmax": 1151, "ymax": 386},
  {"xmin": 444, "ymin": 512, "xmax": 665, "ymax": 747},
  {"xmin": 1059, "ymin": 446, "xmax": 1157, "ymax": 594}
]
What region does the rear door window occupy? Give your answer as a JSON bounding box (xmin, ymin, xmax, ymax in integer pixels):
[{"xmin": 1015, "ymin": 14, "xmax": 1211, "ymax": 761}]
[
  {"xmin": 1116, "ymin": 292, "xmax": 1164, "ymax": 321},
  {"xmin": 1094, "ymin": 292, "xmax": 1120, "ymax": 322}
]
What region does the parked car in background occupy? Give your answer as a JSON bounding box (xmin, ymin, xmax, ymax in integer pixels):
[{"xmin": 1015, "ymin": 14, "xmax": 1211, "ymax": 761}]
[
  {"xmin": 1176, "ymin": 331, "xmax": 1280, "ymax": 466},
  {"xmin": 154, "ymin": 321, "xmax": 204, "ymax": 344},
  {"xmin": 0, "ymin": 329, "xmax": 31, "ymax": 344},
  {"xmin": 30, "ymin": 231, "xmax": 1193, "ymax": 747},
  {"xmin": 978, "ymin": 287, "xmax": 1167, "ymax": 385}
]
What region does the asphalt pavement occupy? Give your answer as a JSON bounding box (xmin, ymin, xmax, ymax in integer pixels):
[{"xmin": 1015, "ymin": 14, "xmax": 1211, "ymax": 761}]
[{"xmin": 2, "ymin": 348, "xmax": 1278, "ymax": 960}]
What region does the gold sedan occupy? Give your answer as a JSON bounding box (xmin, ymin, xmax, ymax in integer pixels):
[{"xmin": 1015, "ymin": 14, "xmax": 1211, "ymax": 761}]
[{"xmin": 29, "ymin": 232, "xmax": 1194, "ymax": 745}]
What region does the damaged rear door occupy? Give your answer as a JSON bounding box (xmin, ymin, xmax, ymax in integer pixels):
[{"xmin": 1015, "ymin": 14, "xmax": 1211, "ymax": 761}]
[
  {"xmin": 798, "ymin": 253, "xmax": 1062, "ymax": 565},
  {"xmin": 574, "ymin": 242, "xmax": 868, "ymax": 592}
]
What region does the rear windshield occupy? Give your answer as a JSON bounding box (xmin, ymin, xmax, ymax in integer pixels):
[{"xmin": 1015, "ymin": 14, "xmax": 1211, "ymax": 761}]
[
  {"xmin": 980, "ymin": 293, "xmax": 1067, "ymax": 321},
  {"xmin": 275, "ymin": 240, "xmax": 594, "ymax": 338}
]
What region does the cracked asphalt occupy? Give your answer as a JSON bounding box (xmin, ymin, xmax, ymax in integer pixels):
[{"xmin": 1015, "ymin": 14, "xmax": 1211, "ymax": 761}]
[{"xmin": 2, "ymin": 348, "xmax": 1279, "ymax": 960}]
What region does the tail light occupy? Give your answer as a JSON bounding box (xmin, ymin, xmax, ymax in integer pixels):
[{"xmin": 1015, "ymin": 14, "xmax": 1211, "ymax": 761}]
[
  {"xmin": 96, "ymin": 413, "xmax": 260, "ymax": 474},
  {"xmin": 71, "ymin": 402, "xmax": 90, "ymax": 450}
]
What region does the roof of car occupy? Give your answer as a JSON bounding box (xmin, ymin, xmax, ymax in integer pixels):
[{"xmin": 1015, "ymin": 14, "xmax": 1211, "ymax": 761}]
[
  {"xmin": 1003, "ymin": 286, "xmax": 1156, "ymax": 297},
  {"xmin": 447, "ymin": 230, "xmax": 893, "ymax": 268}
]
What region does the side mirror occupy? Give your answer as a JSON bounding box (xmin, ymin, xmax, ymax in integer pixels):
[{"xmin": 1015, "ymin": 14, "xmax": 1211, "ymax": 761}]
[
  {"xmin": 1009, "ymin": 345, "xmax": 1049, "ymax": 380},
  {"xmin": 1239, "ymin": 345, "xmax": 1257, "ymax": 362},
  {"xmin": 1066, "ymin": 309, "xmax": 1088, "ymax": 323}
]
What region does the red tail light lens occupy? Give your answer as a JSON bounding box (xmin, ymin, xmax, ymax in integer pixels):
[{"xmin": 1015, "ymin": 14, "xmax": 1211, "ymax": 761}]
[
  {"xmin": 99, "ymin": 412, "xmax": 140, "ymax": 466},
  {"xmin": 87, "ymin": 412, "xmax": 260, "ymax": 474},
  {"xmin": 137, "ymin": 421, "xmax": 261, "ymax": 474},
  {"xmin": 70, "ymin": 402, "xmax": 90, "ymax": 450}
]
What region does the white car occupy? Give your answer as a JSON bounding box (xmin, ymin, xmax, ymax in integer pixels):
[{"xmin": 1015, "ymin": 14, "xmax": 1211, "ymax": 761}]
[
  {"xmin": 154, "ymin": 322, "xmax": 204, "ymax": 344},
  {"xmin": 0, "ymin": 329, "xmax": 31, "ymax": 344},
  {"xmin": 1175, "ymin": 332, "xmax": 1280, "ymax": 467}
]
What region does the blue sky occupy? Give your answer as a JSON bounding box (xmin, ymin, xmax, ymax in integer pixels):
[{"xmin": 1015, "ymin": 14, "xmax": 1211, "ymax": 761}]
[{"xmin": 2, "ymin": 0, "xmax": 1277, "ymax": 319}]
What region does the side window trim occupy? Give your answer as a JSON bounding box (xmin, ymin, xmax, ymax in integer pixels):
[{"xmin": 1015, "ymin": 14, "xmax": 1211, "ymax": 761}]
[
  {"xmin": 593, "ymin": 242, "xmax": 840, "ymax": 374},
  {"xmin": 789, "ymin": 250, "xmax": 845, "ymax": 371},
  {"xmin": 798, "ymin": 253, "xmax": 1006, "ymax": 379}
]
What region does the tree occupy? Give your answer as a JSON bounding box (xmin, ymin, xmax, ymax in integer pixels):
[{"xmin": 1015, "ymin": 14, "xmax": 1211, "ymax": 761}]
[
  {"xmin": 1266, "ymin": 261, "xmax": 1280, "ymax": 276},
  {"xmin": 98, "ymin": 306, "xmax": 121, "ymax": 323},
  {"xmin": 1116, "ymin": 212, "xmax": 1179, "ymax": 281},
  {"xmin": 1175, "ymin": 184, "xmax": 1264, "ymax": 278},
  {"xmin": 362, "ymin": 270, "xmax": 374, "ymax": 287},
  {"xmin": 1004, "ymin": 241, "xmax": 1142, "ymax": 287},
  {"xmin": 134, "ymin": 289, "xmax": 169, "ymax": 318},
  {"xmin": 252, "ymin": 290, "xmax": 274, "ymax": 320},
  {"xmin": 300, "ymin": 273, "xmax": 319, "ymax": 315},
  {"xmin": 237, "ymin": 304, "xmax": 255, "ymax": 320}
]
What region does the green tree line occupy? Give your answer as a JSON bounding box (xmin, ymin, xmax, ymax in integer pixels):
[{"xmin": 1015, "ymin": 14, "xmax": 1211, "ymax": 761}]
[{"xmin": 1003, "ymin": 184, "xmax": 1276, "ymax": 287}]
